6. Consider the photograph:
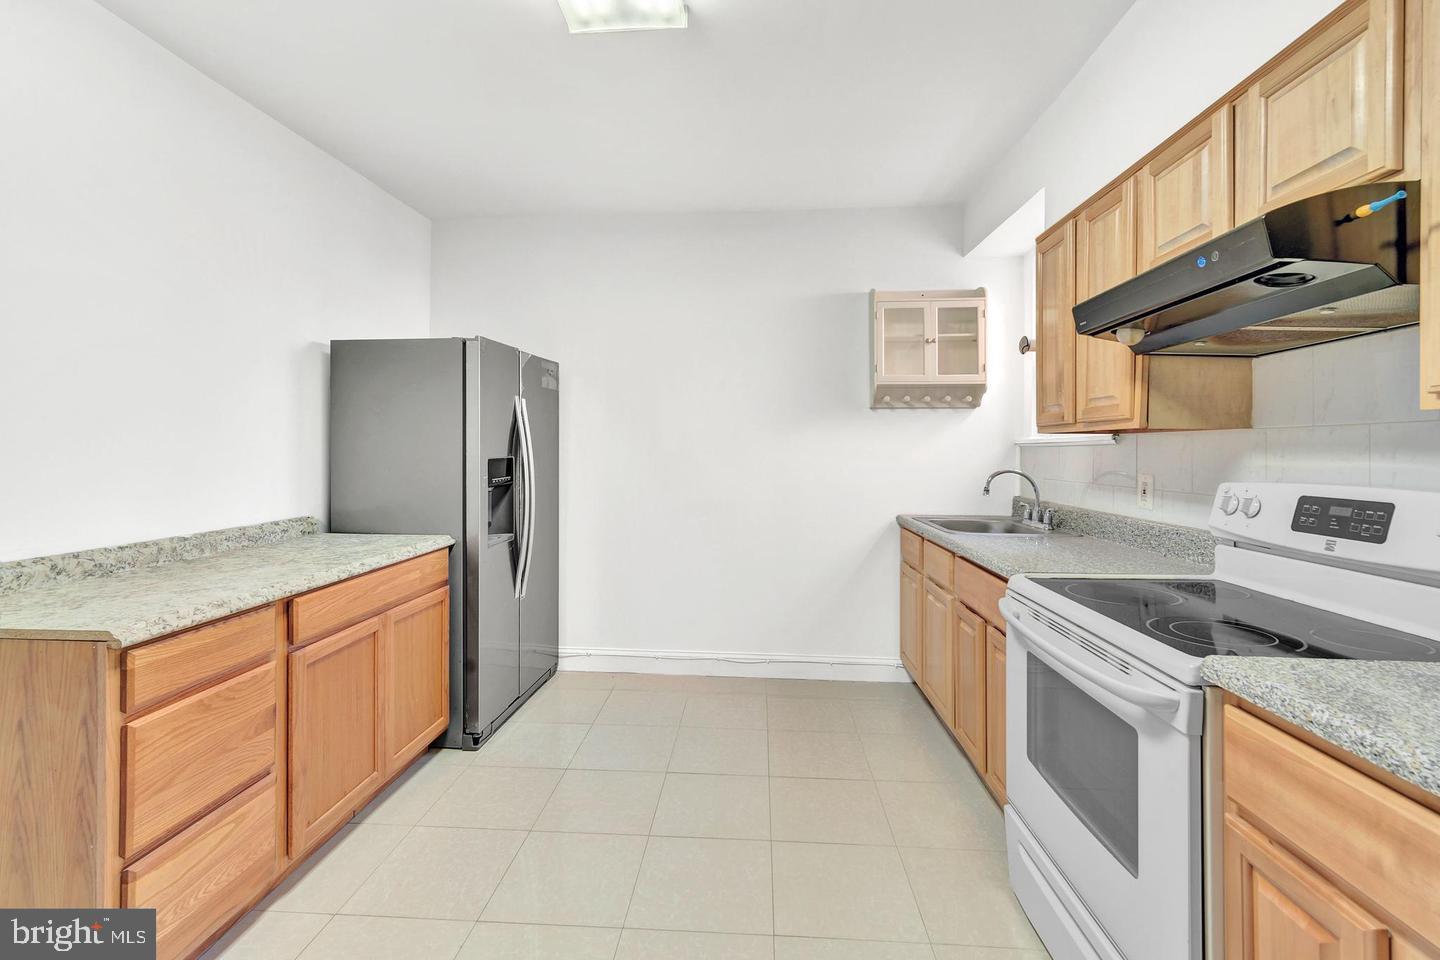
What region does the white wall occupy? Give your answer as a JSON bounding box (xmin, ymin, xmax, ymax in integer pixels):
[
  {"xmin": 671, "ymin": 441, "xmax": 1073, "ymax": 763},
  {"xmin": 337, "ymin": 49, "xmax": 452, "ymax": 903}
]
[
  {"xmin": 0, "ymin": 0, "xmax": 432, "ymax": 561},
  {"xmin": 432, "ymin": 207, "xmax": 1025, "ymax": 673},
  {"xmin": 961, "ymin": 0, "xmax": 1339, "ymax": 250},
  {"xmin": 1021, "ymin": 328, "xmax": 1440, "ymax": 528}
]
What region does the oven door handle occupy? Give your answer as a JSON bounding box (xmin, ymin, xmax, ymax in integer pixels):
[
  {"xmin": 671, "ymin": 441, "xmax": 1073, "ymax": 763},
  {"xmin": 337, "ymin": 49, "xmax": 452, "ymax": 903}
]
[{"xmin": 1001, "ymin": 597, "xmax": 1182, "ymax": 717}]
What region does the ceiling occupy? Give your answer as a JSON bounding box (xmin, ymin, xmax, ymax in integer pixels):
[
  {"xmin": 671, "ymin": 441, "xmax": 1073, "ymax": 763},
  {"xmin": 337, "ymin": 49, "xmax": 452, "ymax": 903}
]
[{"xmin": 94, "ymin": 0, "xmax": 1135, "ymax": 219}]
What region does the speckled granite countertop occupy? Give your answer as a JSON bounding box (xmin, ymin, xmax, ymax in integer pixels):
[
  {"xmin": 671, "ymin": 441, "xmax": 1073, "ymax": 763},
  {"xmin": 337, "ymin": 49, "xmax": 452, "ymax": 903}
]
[
  {"xmin": 896, "ymin": 514, "xmax": 1208, "ymax": 579},
  {"xmin": 1202, "ymin": 659, "xmax": 1440, "ymax": 797},
  {"xmin": 0, "ymin": 523, "xmax": 453, "ymax": 648}
]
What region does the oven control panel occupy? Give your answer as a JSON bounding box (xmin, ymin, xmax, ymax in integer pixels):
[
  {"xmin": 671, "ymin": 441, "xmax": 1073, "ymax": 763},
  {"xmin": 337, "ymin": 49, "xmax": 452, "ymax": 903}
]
[
  {"xmin": 1210, "ymin": 482, "xmax": 1440, "ymax": 583},
  {"xmin": 1291, "ymin": 495, "xmax": 1394, "ymax": 544}
]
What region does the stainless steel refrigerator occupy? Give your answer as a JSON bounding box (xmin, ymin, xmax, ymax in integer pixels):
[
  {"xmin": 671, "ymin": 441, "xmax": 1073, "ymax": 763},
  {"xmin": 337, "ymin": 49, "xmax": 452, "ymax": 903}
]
[{"xmin": 329, "ymin": 337, "xmax": 559, "ymax": 749}]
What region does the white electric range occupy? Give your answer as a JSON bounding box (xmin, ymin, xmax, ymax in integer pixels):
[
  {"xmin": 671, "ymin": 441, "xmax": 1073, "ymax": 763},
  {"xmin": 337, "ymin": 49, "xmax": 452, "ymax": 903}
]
[{"xmin": 999, "ymin": 481, "xmax": 1440, "ymax": 960}]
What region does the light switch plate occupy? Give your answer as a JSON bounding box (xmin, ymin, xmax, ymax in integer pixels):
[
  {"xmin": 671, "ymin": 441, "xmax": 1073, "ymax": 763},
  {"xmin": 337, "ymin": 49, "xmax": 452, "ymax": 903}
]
[{"xmin": 1137, "ymin": 474, "xmax": 1154, "ymax": 510}]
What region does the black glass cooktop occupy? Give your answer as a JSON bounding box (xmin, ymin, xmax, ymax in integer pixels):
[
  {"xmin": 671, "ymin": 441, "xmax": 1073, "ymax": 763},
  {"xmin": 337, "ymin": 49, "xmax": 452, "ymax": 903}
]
[{"xmin": 1037, "ymin": 578, "xmax": 1440, "ymax": 661}]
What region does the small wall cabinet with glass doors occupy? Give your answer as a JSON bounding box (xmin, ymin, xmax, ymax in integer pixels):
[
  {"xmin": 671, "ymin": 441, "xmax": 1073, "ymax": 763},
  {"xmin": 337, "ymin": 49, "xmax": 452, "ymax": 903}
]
[{"xmin": 870, "ymin": 289, "xmax": 987, "ymax": 408}]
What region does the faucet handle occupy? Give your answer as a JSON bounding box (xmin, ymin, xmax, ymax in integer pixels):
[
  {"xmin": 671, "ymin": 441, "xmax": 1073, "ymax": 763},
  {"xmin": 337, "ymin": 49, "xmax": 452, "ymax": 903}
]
[
  {"xmin": 1021, "ymin": 504, "xmax": 1034, "ymax": 522},
  {"xmin": 1041, "ymin": 507, "xmax": 1056, "ymax": 528}
]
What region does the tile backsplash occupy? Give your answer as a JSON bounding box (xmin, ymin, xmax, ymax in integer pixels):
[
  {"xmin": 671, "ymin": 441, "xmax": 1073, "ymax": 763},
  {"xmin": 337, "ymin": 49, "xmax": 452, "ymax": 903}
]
[{"xmin": 1021, "ymin": 328, "xmax": 1440, "ymax": 529}]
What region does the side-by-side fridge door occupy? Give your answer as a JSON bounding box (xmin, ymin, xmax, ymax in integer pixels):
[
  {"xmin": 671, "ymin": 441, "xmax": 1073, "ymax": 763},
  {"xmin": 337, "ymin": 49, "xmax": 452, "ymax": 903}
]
[
  {"xmin": 519, "ymin": 351, "xmax": 559, "ymax": 693},
  {"xmin": 467, "ymin": 338, "xmax": 522, "ymax": 737}
]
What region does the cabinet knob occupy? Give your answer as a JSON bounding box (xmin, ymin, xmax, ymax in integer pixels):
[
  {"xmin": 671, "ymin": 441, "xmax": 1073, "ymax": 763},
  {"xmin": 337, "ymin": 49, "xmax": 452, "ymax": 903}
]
[{"xmin": 1018, "ymin": 335, "xmax": 1035, "ymax": 356}]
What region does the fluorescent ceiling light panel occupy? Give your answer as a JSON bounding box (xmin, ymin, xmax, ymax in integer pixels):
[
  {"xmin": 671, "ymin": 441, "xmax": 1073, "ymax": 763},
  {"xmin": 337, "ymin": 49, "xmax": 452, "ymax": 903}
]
[{"xmin": 557, "ymin": 0, "xmax": 687, "ymax": 33}]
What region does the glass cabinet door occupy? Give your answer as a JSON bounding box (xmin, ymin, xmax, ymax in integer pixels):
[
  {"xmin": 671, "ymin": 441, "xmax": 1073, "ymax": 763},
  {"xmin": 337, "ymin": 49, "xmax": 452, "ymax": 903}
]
[
  {"xmin": 879, "ymin": 305, "xmax": 927, "ymax": 378},
  {"xmin": 936, "ymin": 303, "xmax": 982, "ymax": 377}
]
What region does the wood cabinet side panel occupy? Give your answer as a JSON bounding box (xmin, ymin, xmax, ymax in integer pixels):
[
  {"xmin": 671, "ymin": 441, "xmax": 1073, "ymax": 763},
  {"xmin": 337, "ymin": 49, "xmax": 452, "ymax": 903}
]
[
  {"xmin": 0, "ymin": 639, "xmax": 110, "ymax": 907},
  {"xmin": 899, "ymin": 563, "xmax": 923, "ymax": 680}
]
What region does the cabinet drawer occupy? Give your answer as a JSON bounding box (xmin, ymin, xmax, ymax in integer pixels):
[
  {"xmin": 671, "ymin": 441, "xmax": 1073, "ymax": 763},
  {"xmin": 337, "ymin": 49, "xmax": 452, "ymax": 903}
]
[
  {"xmin": 900, "ymin": 528, "xmax": 923, "ymax": 570},
  {"xmin": 122, "ymin": 775, "xmax": 279, "ymax": 960},
  {"xmin": 922, "ymin": 541, "xmax": 953, "ymax": 591},
  {"xmin": 954, "ymin": 556, "xmax": 1007, "ymax": 630},
  {"xmin": 123, "ymin": 606, "xmax": 276, "ymax": 714},
  {"xmin": 1224, "ymin": 705, "xmax": 1440, "ymax": 946},
  {"xmin": 291, "ymin": 550, "xmax": 448, "ymax": 647},
  {"xmin": 122, "ymin": 661, "xmax": 277, "ymax": 857}
]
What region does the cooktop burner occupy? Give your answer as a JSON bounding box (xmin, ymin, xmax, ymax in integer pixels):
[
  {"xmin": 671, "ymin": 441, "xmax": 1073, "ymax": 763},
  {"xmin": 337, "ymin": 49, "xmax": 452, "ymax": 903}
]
[{"xmin": 1037, "ymin": 578, "xmax": 1440, "ymax": 661}]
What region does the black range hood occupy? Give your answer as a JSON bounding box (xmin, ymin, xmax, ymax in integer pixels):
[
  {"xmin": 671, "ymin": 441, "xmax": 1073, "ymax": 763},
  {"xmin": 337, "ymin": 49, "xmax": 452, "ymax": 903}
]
[{"xmin": 1074, "ymin": 182, "xmax": 1420, "ymax": 357}]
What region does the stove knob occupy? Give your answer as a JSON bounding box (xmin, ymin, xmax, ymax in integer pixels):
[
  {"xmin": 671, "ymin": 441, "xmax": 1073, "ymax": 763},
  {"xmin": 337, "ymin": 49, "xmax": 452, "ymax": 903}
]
[
  {"xmin": 1219, "ymin": 493, "xmax": 1240, "ymax": 516},
  {"xmin": 1241, "ymin": 495, "xmax": 1262, "ymax": 519}
]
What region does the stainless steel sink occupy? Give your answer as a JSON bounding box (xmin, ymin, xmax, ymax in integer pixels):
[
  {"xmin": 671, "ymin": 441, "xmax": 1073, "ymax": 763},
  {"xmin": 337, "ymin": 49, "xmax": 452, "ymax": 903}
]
[{"xmin": 912, "ymin": 515, "xmax": 1061, "ymax": 536}]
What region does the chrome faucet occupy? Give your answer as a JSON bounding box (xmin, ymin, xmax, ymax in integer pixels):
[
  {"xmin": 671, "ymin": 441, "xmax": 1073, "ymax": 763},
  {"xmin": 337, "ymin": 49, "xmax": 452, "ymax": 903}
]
[{"xmin": 983, "ymin": 469, "xmax": 1055, "ymax": 531}]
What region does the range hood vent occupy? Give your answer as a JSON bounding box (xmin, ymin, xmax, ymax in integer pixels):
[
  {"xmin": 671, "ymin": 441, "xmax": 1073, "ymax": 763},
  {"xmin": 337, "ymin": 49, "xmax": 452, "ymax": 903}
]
[{"xmin": 1073, "ymin": 182, "xmax": 1420, "ymax": 357}]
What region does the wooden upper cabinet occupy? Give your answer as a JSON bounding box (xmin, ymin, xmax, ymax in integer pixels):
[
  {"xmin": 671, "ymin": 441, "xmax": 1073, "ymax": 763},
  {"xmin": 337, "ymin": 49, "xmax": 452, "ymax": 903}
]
[
  {"xmin": 920, "ymin": 579, "xmax": 956, "ymax": 728},
  {"xmin": 1075, "ymin": 179, "xmax": 1146, "ymax": 427},
  {"xmin": 899, "ymin": 561, "xmax": 922, "ymax": 679},
  {"xmin": 1136, "ymin": 106, "xmax": 1234, "ymax": 271},
  {"xmin": 952, "ymin": 604, "xmax": 986, "ymax": 770},
  {"xmin": 1224, "ymin": 813, "xmax": 1392, "ymax": 960},
  {"xmin": 1035, "ymin": 221, "xmax": 1077, "ymax": 428},
  {"xmin": 1424, "ymin": 0, "xmax": 1440, "ymax": 413},
  {"xmin": 1233, "ymin": 0, "xmax": 1404, "ymax": 221}
]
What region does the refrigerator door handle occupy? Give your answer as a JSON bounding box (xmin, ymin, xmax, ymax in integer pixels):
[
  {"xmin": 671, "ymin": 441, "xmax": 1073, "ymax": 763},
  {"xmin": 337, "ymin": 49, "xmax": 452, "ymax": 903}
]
[
  {"xmin": 518, "ymin": 396, "xmax": 537, "ymax": 599},
  {"xmin": 512, "ymin": 394, "xmax": 527, "ymax": 600}
]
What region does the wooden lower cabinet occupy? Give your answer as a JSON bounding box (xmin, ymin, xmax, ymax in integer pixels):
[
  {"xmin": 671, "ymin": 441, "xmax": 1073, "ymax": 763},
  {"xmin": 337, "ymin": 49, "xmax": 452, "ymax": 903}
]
[
  {"xmin": 381, "ymin": 586, "xmax": 450, "ymax": 776},
  {"xmin": 1224, "ymin": 813, "xmax": 1390, "ymax": 960},
  {"xmin": 1221, "ymin": 699, "xmax": 1440, "ymax": 959},
  {"xmin": 983, "ymin": 627, "xmax": 1007, "ymax": 804},
  {"xmin": 288, "ymin": 616, "xmax": 384, "ymax": 857},
  {"xmin": 0, "ymin": 548, "xmax": 453, "ymax": 960},
  {"xmin": 900, "ymin": 529, "xmax": 1007, "ymax": 804},
  {"xmin": 952, "ymin": 604, "xmax": 986, "ymax": 769},
  {"xmin": 899, "ymin": 563, "xmax": 922, "ymax": 678},
  {"xmin": 920, "ymin": 577, "xmax": 956, "ymax": 728},
  {"xmin": 121, "ymin": 776, "xmax": 280, "ymax": 960}
]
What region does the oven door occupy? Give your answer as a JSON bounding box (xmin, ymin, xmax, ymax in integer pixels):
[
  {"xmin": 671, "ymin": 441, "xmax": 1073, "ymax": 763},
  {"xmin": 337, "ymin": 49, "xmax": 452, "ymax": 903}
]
[{"xmin": 1002, "ymin": 595, "xmax": 1202, "ymax": 960}]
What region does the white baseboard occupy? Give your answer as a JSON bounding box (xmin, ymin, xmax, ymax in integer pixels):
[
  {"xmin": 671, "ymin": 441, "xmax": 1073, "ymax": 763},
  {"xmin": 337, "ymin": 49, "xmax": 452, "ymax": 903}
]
[{"xmin": 557, "ymin": 646, "xmax": 910, "ymax": 683}]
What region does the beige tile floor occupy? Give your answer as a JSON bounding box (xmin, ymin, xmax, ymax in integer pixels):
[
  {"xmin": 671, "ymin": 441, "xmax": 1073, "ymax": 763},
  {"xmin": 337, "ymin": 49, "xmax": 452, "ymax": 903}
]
[{"xmin": 203, "ymin": 672, "xmax": 1050, "ymax": 960}]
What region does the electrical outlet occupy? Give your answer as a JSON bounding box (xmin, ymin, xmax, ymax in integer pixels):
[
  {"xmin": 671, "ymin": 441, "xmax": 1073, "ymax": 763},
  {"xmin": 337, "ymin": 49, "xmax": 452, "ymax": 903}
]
[{"xmin": 1137, "ymin": 474, "xmax": 1154, "ymax": 510}]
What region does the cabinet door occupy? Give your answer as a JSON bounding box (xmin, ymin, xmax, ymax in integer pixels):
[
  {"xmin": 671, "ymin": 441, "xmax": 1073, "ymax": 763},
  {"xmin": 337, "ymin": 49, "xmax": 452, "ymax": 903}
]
[
  {"xmin": 1075, "ymin": 179, "xmax": 1146, "ymax": 427},
  {"xmin": 381, "ymin": 586, "xmax": 450, "ymax": 777},
  {"xmin": 899, "ymin": 563, "xmax": 922, "ymax": 680},
  {"xmin": 876, "ymin": 303, "xmax": 929, "ymax": 379},
  {"xmin": 983, "ymin": 628, "xmax": 1006, "ymax": 804},
  {"xmin": 1425, "ymin": 0, "xmax": 1440, "ymax": 415},
  {"xmin": 1233, "ymin": 0, "xmax": 1403, "ymax": 221},
  {"xmin": 1137, "ymin": 107, "xmax": 1233, "ymax": 271},
  {"xmin": 1035, "ymin": 221, "xmax": 1077, "ymax": 429},
  {"xmin": 1224, "ymin": 813, "xmax": 1391, "ymax": 960},
  {"xmin": 920, "ymin": 579, "xmax": 955, "ymax": 728},
  {"xmin": 952, "ymin": 604, "xmax": 986, "ymax": 770},
  {"xmin": 288, "ymin": 617, "xmax": 383, "ymax": 857},
  {"xmin": 933, "ymin": 300, "xmax": 985, "ymax": 379}
]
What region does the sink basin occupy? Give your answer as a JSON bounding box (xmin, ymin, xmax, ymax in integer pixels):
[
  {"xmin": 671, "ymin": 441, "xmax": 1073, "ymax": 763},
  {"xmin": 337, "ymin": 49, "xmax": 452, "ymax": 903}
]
[{"xmin": 912, "ymin": 515, "xmax": 1058, "ymax": 536}]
